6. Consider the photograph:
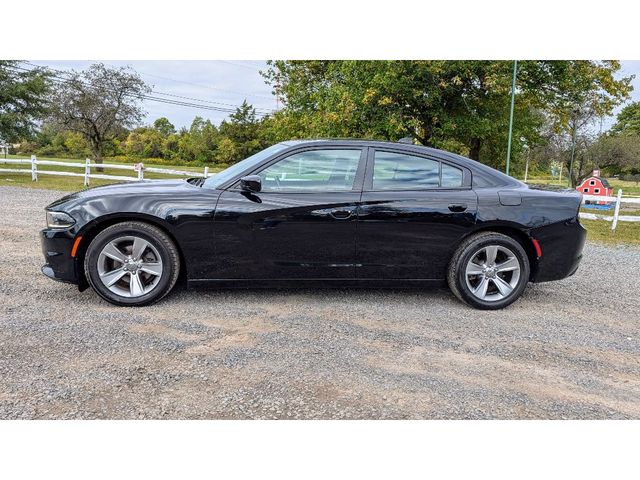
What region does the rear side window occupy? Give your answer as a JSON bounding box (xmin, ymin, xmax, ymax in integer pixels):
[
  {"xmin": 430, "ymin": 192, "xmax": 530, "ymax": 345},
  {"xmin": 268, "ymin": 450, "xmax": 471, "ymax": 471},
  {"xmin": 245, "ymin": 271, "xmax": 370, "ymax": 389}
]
[
  {"xmin": 441, "ymin": 163, "xmax": 463, "ymax": 187},
  {"xmin": 372, "ymin": 151, "xmax": 463, "ymax": 190}
]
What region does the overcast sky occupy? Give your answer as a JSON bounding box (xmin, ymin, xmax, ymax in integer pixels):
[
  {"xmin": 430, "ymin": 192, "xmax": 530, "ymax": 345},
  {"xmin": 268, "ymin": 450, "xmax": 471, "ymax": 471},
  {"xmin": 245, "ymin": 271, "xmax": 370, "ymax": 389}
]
[
  {"xmin": 31, "ymin": 60, "xmax": 640, "ymax": 131},
  {"xmin": 30, "ymin": 60, "xmax": 276, "ymax": 129}
]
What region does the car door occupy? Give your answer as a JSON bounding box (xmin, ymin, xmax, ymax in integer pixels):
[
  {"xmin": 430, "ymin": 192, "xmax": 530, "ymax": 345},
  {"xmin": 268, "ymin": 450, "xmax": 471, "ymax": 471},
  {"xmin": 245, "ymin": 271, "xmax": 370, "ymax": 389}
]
[
  {"xmin": 211, "ymin": 147, "xmax": 366, "ymax": 280},
  {"xmin": 356, "ymin": 147, "xmax": 478, "ymax": 280}
]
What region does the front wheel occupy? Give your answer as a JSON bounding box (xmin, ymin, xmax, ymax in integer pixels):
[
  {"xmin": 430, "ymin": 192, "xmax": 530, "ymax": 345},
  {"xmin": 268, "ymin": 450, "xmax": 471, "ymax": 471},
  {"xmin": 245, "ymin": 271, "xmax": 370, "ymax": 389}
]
[
  {"xmin": 447, "ymin": 232, "xmax": 530, "ymax": 310},
  {"xmin": 84, "ymin": 221, "xmax": 180, "ymax": 306}
]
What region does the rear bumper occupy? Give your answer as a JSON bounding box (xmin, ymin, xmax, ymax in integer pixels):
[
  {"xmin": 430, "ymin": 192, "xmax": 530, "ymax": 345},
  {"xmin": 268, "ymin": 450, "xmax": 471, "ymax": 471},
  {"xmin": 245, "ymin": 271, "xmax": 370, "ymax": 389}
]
[
  {"xmin": 529, "ymin": 218, "xmax": 586, "ymax": 283},
  {"xmin": 40, "ymin": 228, "xmax": 79, "ymax": 284}
]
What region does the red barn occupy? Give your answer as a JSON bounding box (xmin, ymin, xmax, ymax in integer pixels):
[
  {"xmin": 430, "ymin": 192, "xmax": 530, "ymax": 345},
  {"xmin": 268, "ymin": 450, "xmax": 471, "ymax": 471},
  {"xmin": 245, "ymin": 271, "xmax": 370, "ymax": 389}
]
[{"xmin": 577, "ymin": 169, "xmax": 612, "ymax": 202}]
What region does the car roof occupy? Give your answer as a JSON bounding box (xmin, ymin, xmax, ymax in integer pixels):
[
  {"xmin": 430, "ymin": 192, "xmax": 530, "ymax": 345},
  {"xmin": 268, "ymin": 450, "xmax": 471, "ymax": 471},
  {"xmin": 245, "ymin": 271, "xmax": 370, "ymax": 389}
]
[{"xmin": 280, "ymin": 138, "xmax": 457, "ymax": 157}]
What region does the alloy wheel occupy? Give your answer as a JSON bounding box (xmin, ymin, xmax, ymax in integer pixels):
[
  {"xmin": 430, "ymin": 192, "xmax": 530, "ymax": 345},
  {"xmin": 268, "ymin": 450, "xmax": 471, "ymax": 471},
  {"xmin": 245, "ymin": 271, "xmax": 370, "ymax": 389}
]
[
  {"xmin": 464, "ymin": 245, "xmax": 521, "ymax": 302},
  {"xmin": 96, "ymin": 235, "xmax": 163, "ymax": 298}
]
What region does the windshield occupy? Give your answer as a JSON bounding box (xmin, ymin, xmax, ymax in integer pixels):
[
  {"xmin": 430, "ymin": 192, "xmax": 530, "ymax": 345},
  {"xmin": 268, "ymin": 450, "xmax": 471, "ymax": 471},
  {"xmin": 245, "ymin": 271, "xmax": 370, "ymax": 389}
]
[{"xmin": 204, "ymin": 143, "xmax": 290, "ymax": 189}]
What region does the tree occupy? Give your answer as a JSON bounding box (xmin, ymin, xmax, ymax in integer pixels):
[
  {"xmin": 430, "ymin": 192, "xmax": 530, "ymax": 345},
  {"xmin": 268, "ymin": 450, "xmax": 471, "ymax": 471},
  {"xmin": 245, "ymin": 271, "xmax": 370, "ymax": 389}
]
[
  {"xmin": 63, "ymin": 131, "xmax": 90, "ymax": 157},
  {"xmin": 216, "ymin": 137, "xmax": 238, "ymax": 164},
  {"xmin": 125, "ymin": 127, "xmax": 165, "ymax": 158},
  {"xmin": 588, "ymin": 135, "xmax": 640, "ymax": 173},
  {"xmin": 0, "ymin": 61, "xmax": 50, "ymax": 143},
  {"xmin": 153, "ymin": 117, "xmax": 176, "ymax": 136},
  {"xmin": 517, "ymin": 61, "xmax": 633, "ymax": 131},
  {"xmin": 564, "ymin": 106, "xmax": 600, "ymax": 186},
  {"xmin": 610, "ymin": 102, "xmax": 640, "ymax": 136},
  {"xmin": 48, "ymin": 63, "xmax": 150, "ymax": 165},
  {"xmin": 219, "ymin": 100, "xmax": 265, "ymax": 161},
  {"xmin": 262, "ymin": 60, "xmax": 632, "ymax": 166},
  {"xmin": 176, "ymin": 117, "xmax": 220, "ymax": 163}
]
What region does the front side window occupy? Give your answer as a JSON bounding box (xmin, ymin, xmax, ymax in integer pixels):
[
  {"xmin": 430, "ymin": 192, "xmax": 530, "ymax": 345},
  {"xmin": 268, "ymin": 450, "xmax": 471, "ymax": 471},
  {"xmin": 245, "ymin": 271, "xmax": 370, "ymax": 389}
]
[
  {"xmin": 372, "ymin": 151, "xmax": 463, "ymax": 190},
  {"xmin": 258, "ymin": 149, "xmax": 361, "ymax": 192},
  {"xmin": 205, "ymin": 143, "xmax": 290, "ymax": 189}
]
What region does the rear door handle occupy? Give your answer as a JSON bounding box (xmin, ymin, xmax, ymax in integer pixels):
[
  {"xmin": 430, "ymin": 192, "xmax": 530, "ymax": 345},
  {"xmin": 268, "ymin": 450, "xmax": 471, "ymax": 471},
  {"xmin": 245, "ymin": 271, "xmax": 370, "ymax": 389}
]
[
  {"xmin": 448, "ymin": 203, "xmax": 468, "ymax": 213},
  {"xmin": 330, "ymin": 208, "xmax": 355, "ymax": 220}
]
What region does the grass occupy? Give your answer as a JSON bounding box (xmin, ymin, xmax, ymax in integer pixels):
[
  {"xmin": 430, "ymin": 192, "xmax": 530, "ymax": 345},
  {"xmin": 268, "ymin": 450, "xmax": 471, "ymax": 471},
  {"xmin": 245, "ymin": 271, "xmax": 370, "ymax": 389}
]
[
  {"xmin": 580, "ymin": 219, "xmax": 640, "ymax": 246},
  {"xmin": 579, "ymin": 206, "xmax": 640, "ymax": 245},
  {"xmin": 0, "ymin": 154, "xmax": 224, "ymax": 192}
]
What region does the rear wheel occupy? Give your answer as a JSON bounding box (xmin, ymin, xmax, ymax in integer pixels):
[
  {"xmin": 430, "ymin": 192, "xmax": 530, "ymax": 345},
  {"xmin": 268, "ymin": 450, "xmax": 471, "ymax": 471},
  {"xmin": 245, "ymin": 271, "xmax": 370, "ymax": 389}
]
[
  {"xmin": 447, "ymin": 232, "xmax": 530, "ymax": 310},
  {"xmin": 84, "ymin": 222, "xmax": 180, "ymax": 306}
]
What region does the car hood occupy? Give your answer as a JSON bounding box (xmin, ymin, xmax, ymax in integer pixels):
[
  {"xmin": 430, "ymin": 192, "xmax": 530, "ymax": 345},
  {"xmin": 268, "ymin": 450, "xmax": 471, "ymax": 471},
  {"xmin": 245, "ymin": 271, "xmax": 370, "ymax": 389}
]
[{"xmin": 46, "ymin": 179, "xmax": 189, "ymax": 210}]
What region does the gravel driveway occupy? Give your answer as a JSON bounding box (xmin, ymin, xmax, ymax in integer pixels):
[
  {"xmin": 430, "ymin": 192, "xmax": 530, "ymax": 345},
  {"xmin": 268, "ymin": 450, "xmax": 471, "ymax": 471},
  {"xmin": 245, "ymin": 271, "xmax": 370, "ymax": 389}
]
[{"xmin": 0, "ymin": 185, "xmax": 638, "ymax": 419}]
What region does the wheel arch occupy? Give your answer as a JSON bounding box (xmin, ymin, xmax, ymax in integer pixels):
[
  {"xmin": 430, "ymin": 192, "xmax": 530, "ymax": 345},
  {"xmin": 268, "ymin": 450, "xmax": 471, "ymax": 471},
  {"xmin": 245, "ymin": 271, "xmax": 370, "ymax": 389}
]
[
  {"xmin": 73, "ymin": 213, "xmax": 187, "ymax": 290},
  {"xmin": 459, "ymin": 224, "xmax": 539, "ymax": 280}
]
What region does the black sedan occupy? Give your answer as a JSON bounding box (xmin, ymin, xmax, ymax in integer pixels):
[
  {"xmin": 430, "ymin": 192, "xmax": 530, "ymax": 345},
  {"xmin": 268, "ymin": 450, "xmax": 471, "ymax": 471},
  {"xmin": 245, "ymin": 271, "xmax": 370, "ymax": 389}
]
[{"xmin": 41, "ymin": 140, "xmax": 586, "ymax": 309}]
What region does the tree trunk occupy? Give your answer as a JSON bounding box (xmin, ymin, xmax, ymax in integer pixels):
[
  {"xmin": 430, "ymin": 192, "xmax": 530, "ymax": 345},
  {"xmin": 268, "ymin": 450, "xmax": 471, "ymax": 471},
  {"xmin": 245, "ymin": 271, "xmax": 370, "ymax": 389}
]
[
  {"xmin": 468, "ymin": 138, "xmax": 481, "ymax": 161},
  {"xmin": 415, "ymin": 120, "xmax": 434, "ymax": 147},
  {"xmin": 91, "ymin": 143, "xmax": 104, "ymax": 173}
]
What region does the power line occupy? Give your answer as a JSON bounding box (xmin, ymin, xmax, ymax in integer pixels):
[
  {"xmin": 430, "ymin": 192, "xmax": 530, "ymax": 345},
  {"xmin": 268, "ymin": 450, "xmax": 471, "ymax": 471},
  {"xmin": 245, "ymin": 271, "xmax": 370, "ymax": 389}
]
[
  {"xmin": 21, "ymin": 61, "xmax": 275, "ymax": 114},
  {"xmin": 11, "ymin": 64, "xmax": 237, "ymax": 114},
  {"xmin": 150, "ymin": 90, "xmax": 273, "ymax": 114},
  {"xmin": 13, "ymin": 63, "xmax": 274, "ymax": 117},
  {"xmin": 131, "ymin": 67, "xmax": 275, "ymax": 101},
  {"xmin": 215, "ymin": 60, "xmax": 266, "ymax": 71}
]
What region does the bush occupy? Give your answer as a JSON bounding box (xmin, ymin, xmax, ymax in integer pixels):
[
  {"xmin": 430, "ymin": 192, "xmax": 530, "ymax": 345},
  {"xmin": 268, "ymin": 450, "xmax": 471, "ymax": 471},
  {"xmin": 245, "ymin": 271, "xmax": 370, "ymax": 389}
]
[{"xmin": 621, "ymin": 174, "xmax": 640, "ymax": 184}]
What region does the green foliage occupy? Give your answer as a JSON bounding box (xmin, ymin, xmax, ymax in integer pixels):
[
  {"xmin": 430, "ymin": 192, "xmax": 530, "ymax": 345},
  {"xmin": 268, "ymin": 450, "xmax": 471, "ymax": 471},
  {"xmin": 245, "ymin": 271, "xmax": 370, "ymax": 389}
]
[
  {"xmin": 175, "ymin": 117, "xmax": 219, "ymax": 162},
  {"xmin": 588, "ymin": 134, "xmax": 640, "ymax": 172},
  {"xmin": 518, "ymin": 60, "xmax": 633, "ymax": 132},
  {"xmin": 0, "ymin": 61, "xmax": 50, "ymax": 142},
  {"xmin": 125, "ymin": 127, "xmax": 165, "ymax": 158},
  {"xmin": 610, "ymin": 101, "xmax": 640, "ymax": 136},
  {"xmin": 262, "ymin": 60, "xmax": 632, "ymax": 167},
  {"xmin": 153, "ymin": 117, "xmax": 176, "ymax": 136},
  {"xmin": 219, "ymin": 100, "xmax": 266, "ymax": 160},
  {"xmin": 15, "ymin": 123, "xmax": 91, "ymax": 158},
  {"xmin": 216, "ymin": 137, "xmax": 238, "ymax": 164}
]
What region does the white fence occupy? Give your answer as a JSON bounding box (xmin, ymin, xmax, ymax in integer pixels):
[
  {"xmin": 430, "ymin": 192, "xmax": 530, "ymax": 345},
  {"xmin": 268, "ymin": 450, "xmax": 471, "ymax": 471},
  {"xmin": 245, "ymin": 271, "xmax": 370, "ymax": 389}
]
[
  {"xmin": 1, "ymin": 157, "xmax": 639, "ymax": 230},
  {"xmin": 0, "ymin": 155, "xmax": 212, "ymax": 186},
  {"xmin": 580, "ymin": 190, "xmax": 640, "ymax": 230}
]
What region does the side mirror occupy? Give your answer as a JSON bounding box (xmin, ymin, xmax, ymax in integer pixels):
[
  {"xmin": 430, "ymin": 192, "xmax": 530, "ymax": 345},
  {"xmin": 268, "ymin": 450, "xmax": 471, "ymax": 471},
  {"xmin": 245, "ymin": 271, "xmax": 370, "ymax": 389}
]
[{"xmin": 240, "ymin": 175, "xmax": 262, "ymax": 193}]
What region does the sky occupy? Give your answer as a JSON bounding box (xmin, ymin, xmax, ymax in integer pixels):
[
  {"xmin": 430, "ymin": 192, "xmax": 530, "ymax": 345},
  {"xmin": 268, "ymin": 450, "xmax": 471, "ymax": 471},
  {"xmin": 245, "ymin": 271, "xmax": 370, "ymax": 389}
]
[
  {"xmin": 609, "ymin": 60, "xmax": 640, "ymax": 127},
  {"xmin": 30, "ymin": 60, "xmax": 640, "ymax": 131},
  {"xmin": 30, "ymin": 60, "xmax": 277, "ymax": 129}
]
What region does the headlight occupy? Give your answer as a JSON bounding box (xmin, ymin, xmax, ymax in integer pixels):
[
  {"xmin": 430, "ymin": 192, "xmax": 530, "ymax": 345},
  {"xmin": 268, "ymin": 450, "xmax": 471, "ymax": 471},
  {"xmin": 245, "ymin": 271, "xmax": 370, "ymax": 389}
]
[{"xmin": 46, "ymin": 211, "xmax": 76, "ymax": 229}]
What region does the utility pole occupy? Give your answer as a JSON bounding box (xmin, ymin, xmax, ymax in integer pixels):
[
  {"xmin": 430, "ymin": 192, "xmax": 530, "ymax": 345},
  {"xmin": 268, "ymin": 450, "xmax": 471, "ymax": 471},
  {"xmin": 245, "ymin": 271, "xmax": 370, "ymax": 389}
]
[
  {"xmin": 274, "ymin": 72, "xmax": 281, "ymax": 110},
  {"xmin": 523, "ymin": 144, "xmax": 530, "ymax": 183},
  {"xmin": 568, "ymin": 109, "xmax": 579, "ymax": 187},
  {"xmin": 505, "ymin": 60, "xmax": 518, "ymax": 176}
]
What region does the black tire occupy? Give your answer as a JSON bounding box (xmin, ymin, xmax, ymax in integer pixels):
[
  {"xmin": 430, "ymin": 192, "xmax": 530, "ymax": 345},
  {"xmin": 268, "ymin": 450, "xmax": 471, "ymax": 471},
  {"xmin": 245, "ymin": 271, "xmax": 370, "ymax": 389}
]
[
  {"xmin": 447, "ymin": 232, "xmax": 530, "ymax": 310},
  {"xmin": 84, "ymin": 221, "xmax": 180, "ymax": 306}
]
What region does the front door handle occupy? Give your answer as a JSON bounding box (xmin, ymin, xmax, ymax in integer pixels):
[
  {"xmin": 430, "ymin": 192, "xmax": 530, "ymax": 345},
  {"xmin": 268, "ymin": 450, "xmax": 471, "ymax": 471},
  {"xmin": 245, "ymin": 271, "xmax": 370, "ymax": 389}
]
[
  {"xmin": 330, "ymin": 208, "xmax": 355, "ymax": 220},
  {"xmin": 448, "ymin": 203, "xmax": 468, "ymax": 213}
]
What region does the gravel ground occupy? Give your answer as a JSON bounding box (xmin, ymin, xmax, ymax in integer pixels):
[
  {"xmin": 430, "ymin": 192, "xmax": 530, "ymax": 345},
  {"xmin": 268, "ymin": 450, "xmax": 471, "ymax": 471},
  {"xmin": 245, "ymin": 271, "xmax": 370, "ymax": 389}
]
[{"xmin": 0, "ymin": 185, "xmax": 639, "ymax": 419}]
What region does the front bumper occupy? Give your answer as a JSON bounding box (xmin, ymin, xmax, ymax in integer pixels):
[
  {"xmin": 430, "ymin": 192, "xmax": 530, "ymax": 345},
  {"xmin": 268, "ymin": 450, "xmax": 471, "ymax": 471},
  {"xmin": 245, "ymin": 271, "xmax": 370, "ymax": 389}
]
[
  {"xmin": 529, "ymin": 218, "xmax": 587, "ymax": 283},
  {"xmin": 40, "ymin": 228, "xmax": 79, "ymax": 284}
]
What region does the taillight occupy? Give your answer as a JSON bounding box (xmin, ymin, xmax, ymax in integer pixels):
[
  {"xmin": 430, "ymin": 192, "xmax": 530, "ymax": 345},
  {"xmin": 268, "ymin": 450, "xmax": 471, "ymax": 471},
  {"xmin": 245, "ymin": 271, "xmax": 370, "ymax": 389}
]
[{"xmin": 531, "ymin": 238, "xmax": 542, "ymax": 258}]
